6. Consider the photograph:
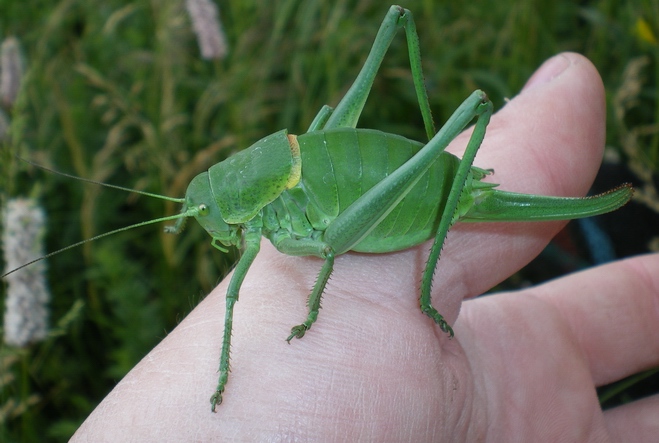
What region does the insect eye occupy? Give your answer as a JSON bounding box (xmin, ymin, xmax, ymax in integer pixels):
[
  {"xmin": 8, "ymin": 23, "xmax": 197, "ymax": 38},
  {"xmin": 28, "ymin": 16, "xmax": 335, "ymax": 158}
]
[{"xmin": 198, "ymin": 204, "xmax": 209, "ymax": 216}]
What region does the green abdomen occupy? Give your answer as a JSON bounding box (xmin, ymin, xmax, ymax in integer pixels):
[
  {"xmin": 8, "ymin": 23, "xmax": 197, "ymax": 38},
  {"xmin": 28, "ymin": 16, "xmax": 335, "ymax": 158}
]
[{"xmin": 295, "ymin": 128, "xmax": 460, "ymax": 253}]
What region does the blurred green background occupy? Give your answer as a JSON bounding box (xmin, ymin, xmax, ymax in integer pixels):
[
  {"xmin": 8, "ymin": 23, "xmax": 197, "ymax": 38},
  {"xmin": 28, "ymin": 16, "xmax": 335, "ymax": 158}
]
[{"xmin": 1, "ymin": 0, "xmax": 658, "ymax": 440}]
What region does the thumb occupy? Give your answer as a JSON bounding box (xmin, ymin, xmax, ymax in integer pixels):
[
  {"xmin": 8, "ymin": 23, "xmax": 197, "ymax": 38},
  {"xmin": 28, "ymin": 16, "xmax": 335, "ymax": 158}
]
[{"xmin": 436, "ymin": 52, "xmax": 608, "ymax": 313}]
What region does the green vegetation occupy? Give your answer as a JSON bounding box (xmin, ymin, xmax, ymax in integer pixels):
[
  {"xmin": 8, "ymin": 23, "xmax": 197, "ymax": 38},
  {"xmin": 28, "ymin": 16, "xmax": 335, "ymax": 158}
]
[{"xmin": 1, "ymin": 0, "xmax": 657, "ymax": 440}]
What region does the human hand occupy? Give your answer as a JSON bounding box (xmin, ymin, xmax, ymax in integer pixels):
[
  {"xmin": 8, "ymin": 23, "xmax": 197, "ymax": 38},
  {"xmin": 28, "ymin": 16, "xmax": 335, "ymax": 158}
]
[{"xmin": 71, "ymin": 53, "xmax": 659, "ymax": 442}]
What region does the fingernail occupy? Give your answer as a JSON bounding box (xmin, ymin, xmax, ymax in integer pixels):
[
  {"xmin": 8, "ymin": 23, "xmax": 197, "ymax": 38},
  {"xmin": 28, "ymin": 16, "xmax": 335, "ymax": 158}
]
[{"xmin": 523, "ymin": 54, "xmax": 572, "ymax": 91}]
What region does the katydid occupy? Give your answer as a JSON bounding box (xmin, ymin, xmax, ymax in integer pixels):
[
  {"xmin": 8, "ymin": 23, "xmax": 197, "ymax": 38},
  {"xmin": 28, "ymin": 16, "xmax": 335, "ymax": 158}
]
[{"xmin": 3, "ymin": 5, "xmax": 632, "ymax": 412}]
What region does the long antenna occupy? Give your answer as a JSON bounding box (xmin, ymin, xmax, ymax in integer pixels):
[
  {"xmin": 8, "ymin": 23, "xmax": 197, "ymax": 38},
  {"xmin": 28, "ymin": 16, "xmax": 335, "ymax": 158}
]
[
  {"xmin": 2, "ymin": 158, "xmax": 193, "ymax": 278},
  {"xmin": 2, "ymin": 208, "xmax": 199, "ymax": 278},
  {"xmin": 18, "ymin": 157, "xmax": 186, "ymax": 203}
]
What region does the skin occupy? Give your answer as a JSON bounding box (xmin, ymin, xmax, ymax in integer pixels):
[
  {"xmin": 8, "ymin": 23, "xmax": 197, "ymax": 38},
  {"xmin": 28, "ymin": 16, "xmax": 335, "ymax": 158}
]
[{"xmin": 71, "ymin": 52, "xmax": 659, "ymax": 442}]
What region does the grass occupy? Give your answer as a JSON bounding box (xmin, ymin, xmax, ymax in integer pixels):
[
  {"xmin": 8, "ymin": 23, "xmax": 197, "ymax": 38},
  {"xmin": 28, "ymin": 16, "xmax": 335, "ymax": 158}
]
[{"xmin": 1, "ymin": 0, "xmax": 658, "ymax": 440}]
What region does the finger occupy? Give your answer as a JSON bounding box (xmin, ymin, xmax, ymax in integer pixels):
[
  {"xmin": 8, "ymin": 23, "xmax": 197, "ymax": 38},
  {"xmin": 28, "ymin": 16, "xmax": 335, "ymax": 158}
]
[
  {"xmin": 535, "ymin": 253, "xmax": 659, "ymax": 386},
  {"xmin": 604, "ymin": 394, "xmax": 659, "ymax": 442},
  {"xmin": 432, "ymin": 52, "xmax": 608, "ymax": 314},
  {"xmin": 473, "ymin": 52, "xmax": 606, "ymax": 196}
]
